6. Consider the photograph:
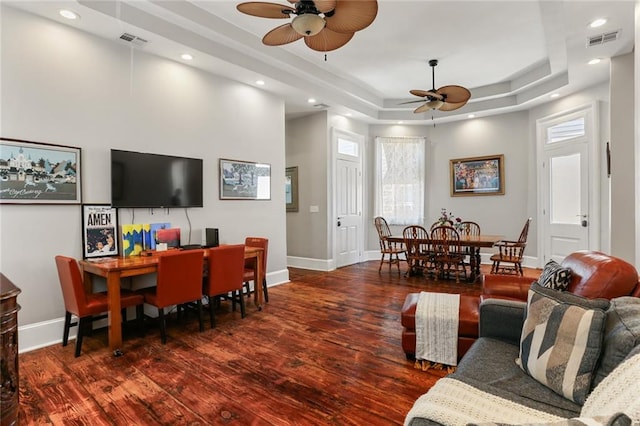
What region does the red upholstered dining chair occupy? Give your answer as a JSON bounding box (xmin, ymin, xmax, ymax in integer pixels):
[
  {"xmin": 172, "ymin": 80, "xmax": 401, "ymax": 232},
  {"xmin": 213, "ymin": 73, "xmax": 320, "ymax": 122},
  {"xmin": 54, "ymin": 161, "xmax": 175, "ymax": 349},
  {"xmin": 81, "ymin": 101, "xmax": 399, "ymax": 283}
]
[
  {"xmin": 55, "ymin": 255, "xmax": 144, "ymax": 357},
  {"xmin": 243, "ymin": 237, "xmax": 269, "ymax": 302},
  {"xmin": 204, "ymin": 244, "xmax": 247, "ymax": 328},
  {"xmin": 140, "ymin": 250, "xmax": 205, "ymax": 344}
]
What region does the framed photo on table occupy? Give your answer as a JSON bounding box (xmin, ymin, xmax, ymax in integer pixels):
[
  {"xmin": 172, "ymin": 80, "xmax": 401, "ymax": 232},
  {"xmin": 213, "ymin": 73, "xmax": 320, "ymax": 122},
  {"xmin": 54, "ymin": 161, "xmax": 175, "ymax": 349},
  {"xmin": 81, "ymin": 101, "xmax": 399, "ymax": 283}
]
[
  {"xmin": 285, "ymin": 166, "xmax": 299, "ymax": 212},
  {"xmin": 219, "ymin": 158, "xmax": 271, "ymax": 200},
  {"xmin": 82, "ymin": 204, "xmax": 119, "ymax": 258},
  {"xmin": 450, "ymin": 154, "xmax": 505, "ymax": 197},
  {"xmin": 0, "ymin": 138, "xmax": 82, "ymax": 204}
]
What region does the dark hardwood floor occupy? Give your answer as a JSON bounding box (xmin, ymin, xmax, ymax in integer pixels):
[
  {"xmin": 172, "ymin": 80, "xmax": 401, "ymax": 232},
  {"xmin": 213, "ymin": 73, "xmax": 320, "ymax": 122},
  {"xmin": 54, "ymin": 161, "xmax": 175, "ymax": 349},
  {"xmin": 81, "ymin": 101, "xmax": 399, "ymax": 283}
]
[{"xmin": 18, "ymin": 261, "xmax": 540, "ymax": 425}]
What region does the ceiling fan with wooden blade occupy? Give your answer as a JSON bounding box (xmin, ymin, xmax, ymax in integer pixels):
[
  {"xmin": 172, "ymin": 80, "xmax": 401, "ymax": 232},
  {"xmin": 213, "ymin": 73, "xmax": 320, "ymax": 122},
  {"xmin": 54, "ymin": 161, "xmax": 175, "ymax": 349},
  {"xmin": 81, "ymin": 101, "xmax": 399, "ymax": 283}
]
[
  {"xmin": 401, "ymin": 59, "xmax": 471, "ymax": 113},
  {"xmin": 237, "ymin": 0, "xmax": 378, "ymax": 52}
]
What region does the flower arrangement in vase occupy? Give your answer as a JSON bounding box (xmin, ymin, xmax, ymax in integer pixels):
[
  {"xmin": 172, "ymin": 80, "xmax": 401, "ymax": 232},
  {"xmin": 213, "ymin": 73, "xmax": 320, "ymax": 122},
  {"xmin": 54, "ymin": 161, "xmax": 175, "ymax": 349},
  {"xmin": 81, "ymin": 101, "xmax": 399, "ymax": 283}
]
[{"xmin": 438, "ymin": 208, "xmax": 463, "ymax": 231}]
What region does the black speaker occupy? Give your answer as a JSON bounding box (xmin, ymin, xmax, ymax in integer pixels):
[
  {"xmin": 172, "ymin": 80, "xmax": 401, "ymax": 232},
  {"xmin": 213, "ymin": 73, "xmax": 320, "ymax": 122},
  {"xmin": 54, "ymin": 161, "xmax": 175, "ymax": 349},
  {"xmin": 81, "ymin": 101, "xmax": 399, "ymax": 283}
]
[{"xmin": 205, "ymin": 228, "xmax": 219, "ymax": 248}]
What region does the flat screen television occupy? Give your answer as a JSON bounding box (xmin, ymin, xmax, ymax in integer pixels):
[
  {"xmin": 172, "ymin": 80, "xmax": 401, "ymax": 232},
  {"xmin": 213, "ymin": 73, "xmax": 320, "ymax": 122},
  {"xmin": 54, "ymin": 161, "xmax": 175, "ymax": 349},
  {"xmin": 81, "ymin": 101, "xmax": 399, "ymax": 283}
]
[{"xmin": 111, "ymin": 149, "xmax": 203, "ymax": 208}]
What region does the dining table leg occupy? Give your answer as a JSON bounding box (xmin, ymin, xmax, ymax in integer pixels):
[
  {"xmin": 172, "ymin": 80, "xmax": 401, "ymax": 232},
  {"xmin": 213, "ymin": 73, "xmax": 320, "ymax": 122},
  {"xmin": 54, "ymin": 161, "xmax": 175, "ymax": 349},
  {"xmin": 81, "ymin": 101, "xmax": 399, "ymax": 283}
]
[{"xmin": 106, "ymin": 271, "xmax": 123, "ymax": 355}]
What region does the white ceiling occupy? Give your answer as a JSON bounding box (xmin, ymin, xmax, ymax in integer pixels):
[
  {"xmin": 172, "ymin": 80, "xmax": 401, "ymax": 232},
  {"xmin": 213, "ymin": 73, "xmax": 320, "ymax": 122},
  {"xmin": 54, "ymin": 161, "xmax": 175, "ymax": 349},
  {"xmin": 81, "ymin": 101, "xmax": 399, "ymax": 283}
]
[{"xmin": 6, "ymin": 0, "xmax": 637, "ymax": 125}]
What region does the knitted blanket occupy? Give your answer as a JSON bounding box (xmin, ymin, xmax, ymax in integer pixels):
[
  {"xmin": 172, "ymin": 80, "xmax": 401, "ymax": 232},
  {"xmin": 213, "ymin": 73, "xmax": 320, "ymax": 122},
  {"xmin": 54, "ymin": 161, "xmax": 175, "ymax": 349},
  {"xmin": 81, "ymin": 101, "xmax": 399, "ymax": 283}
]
[
  {"xmin": 415, "ymin": 292, "xmax": 460, "ymax": 366},
  {"xmin": 404, "ymin": 377, "xmax": 563, "ymax": 426}
]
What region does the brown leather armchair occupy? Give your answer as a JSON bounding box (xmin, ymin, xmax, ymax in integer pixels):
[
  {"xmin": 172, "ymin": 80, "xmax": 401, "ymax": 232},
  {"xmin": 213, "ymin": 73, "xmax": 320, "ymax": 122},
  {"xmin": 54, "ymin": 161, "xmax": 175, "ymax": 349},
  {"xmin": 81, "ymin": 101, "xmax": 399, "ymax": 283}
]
[{"xmin": 401, "ymin": 250, "xmax": 640, "ymax": 360}]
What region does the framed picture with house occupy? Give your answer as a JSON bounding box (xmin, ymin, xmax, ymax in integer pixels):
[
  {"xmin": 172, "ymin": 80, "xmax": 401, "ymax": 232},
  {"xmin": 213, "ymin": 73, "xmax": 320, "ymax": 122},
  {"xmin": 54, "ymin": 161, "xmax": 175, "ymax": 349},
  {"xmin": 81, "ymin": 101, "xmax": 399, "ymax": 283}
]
[{"xmin": 0, "ymin": 138, "xmax": 82, "ymax": 204}]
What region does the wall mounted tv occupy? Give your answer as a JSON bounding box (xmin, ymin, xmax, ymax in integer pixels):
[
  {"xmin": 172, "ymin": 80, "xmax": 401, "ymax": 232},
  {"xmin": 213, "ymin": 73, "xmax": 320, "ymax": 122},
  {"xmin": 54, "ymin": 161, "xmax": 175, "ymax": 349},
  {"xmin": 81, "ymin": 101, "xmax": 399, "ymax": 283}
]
[{"xmin": 111, "ymin": 149, "xmax": 203, "ymax": 208}]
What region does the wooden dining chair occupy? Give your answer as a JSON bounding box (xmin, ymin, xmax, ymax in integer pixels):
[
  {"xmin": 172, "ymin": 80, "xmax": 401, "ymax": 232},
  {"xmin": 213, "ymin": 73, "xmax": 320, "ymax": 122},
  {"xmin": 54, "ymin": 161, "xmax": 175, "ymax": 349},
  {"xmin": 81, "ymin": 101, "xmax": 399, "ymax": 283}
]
[
  {"xmin": 458, "ymin": 221, "xmax": 481, "ymax": 238},
  {"xmin": 204, "ymin": 244, "xmax": 246, "ymax": 328},
  {"xmin": 374, "ymin": 217, "xmax": 406, "ymax": 274},
  {"xmin": 490, "ymin": 217, "xmax": 532, "ymax": 276},
  {"xmin": 55, "ymin": 255, "xmax": 144, "ymax": 357},
  {"xmin": 402, "ymin": 225, "xmax": 433, "ymax": 277},
  {"xmin": 243, "ymin": 237, "xmax": 268, "ymax": 302},
  {"xmin": 430, "ymin": 225, "xmax": 467, "ymax": 283},
  {"xmin": 140, "ymin": 250, "xmax": 205, "ymax": 344}
]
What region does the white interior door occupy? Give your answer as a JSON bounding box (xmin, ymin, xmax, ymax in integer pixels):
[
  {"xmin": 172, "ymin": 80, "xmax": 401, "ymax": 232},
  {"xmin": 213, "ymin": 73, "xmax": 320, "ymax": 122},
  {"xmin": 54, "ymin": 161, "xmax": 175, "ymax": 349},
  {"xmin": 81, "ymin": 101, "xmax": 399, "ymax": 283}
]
[
  {"xmin": 538, "ymin": 104, "xmax": 598, "ymax": 263},
  {"xmin": 334, "ymin": 130, "xmax": 363, "ymax": 268}
]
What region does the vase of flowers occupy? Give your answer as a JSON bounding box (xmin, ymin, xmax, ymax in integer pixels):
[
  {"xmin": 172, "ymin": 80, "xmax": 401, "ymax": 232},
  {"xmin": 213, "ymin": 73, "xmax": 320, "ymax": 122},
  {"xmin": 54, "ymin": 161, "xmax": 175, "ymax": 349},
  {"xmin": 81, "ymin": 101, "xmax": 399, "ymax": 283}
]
[{"xmin": 438, "ymin": 208, "xmax": 463, "ymax": 231}]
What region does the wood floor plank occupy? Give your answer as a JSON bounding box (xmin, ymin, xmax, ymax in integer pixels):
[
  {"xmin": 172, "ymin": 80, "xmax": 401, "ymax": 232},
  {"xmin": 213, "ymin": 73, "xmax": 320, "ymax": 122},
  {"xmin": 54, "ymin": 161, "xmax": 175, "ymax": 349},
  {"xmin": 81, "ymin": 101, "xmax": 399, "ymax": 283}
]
[{"xmin": 18, "ymin": 261, "xmax": 540, "ymax": 425}]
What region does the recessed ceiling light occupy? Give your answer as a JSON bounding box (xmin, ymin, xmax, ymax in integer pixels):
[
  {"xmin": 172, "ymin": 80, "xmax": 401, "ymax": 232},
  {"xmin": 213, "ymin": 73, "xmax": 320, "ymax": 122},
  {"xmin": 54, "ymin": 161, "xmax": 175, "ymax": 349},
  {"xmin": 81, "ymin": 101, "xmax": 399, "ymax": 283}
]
[
  {"xmin": 307, "ymin": 98, "xmax": 316, "ymax": 103},
  {"xmin": 467, "ymin": 114, "xmax": 475, "ymax": 119},
  {"xmin": 255, "ymin": 80, "xmax": 265, "ymax": 86},
  {"xmin": 59, "ymin": 9, "xmax": 79, "ymax": 20},
  {"xmin": 550, "ymin": 93, "xmax": 560, "ymax": 98},
  {"xmin": 345, "ymin": 113, "xmax": 352, "ymax": 117},
  {"xmin": 397, "ymin": 121, "xmax": 404, "ymax": 124},
  {"xmin": 588, "ymin": 58, "xmax": 602, "ymax": 65},
  {"xmin": 181, "ymin": 53, "xmax": 193, "ymax": 61},
  {"xmin": 589, "ymin": 18, "xmax": 607, "ymax": 28}
]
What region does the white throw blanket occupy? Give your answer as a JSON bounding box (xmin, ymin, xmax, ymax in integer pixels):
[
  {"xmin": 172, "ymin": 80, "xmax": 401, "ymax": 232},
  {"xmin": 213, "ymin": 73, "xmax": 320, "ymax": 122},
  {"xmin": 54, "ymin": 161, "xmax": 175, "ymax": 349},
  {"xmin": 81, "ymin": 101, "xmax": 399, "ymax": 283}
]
[
  {"xmin": 404, "ymin": 377, "xmax": 563, "ymax": 426},
  {"xmin": 415, "ymin": 291, "xmax": 460, "ymax": 367}
]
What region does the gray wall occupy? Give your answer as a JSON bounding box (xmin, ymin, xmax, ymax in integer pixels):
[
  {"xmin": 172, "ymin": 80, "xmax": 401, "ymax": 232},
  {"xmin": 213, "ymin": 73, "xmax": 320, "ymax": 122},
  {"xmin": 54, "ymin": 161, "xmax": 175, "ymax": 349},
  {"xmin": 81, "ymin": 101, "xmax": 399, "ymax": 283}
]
[
  {"xmin": 610, "ymin": 52, "xmax": 636, "ymax": 264},
  {"xmin": 289, "ymin": 81, "xmax": 624, "ymax": 270},
  {"xmin": 0, "ymin": 6, "xmax": 288, "ymax": 348},
  {"xmin": 285, "ymin": 112, "xmax": 330, "ymax": 260}
]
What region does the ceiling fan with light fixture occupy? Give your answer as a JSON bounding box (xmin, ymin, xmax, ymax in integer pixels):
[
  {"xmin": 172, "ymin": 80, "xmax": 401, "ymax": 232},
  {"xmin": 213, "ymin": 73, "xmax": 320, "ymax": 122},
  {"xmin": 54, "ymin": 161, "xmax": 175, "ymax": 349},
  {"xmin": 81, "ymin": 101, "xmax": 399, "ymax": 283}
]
[
  {"xmin": 236, "ymin": 0, "xmax": 378, "ymax": 52},
  {"xmin": 401, "ymin": 59, "xmax": 471, "ymax": 113}
]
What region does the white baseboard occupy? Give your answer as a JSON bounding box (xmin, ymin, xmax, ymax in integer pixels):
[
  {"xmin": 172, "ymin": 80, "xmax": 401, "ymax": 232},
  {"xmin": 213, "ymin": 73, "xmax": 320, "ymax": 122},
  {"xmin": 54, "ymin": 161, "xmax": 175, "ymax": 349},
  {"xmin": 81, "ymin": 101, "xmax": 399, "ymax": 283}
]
[
  {"xmin": 19, "ymin": 269, "xmax": 291, "ymax": 354},
  {"xmin": 287, "ymin": 256, "xmax": 336, "ymax": 271}
]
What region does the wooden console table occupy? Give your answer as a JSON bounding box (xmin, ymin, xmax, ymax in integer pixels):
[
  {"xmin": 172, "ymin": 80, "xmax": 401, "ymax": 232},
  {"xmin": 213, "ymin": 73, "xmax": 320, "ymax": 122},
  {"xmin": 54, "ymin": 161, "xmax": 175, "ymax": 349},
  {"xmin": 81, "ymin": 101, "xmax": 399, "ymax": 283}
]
[
  {"xmin": 1, "ymin": 273, "xmax": 21, "ymax": 426},
  {"xmin": 79, "ymin": 246, "xmax": 263, "ymax": 355}
]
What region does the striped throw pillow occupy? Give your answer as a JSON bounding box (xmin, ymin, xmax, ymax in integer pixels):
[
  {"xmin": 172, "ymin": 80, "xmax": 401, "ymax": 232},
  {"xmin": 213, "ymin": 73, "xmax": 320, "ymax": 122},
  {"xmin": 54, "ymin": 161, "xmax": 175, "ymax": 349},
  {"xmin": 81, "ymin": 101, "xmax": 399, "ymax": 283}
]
[
  {"xmin": 539, "ymin": 260, "xmax": 572, "ymax": 291},
  {"xmin": 516, "ymin": 283, "xmax": 610, "ymax": 404}
]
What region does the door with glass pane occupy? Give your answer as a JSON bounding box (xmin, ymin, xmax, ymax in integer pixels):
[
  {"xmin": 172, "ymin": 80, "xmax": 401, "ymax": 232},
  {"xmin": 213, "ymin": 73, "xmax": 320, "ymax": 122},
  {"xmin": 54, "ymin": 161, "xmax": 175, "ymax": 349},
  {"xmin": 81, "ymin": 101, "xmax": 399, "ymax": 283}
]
[
  {"xmin": 539, "ymin": 106, "xmax": 597, "ymax": 264},
  {"xmin": 334, "ymin": 130, "xmax": 363, "ymax": 268}
]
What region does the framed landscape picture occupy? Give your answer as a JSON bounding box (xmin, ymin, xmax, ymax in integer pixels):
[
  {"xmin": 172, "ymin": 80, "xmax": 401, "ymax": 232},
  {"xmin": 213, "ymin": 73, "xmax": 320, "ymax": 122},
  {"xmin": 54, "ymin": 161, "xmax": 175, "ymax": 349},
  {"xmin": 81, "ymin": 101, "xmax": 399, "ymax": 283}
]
[
  {"xmin": 82, "ymin": 204, "xmax": 119, "ymax": 258},
  {"xmin": 450, "ymin": 154, "xmax": 504, "ymax": 196},
  {"xmin": 219, "ymin": 158, "xmax": 271, "ymax": 200},
  {"xmin": 0, "ymin": 138, "xmax": 81, "ymax": 204}
]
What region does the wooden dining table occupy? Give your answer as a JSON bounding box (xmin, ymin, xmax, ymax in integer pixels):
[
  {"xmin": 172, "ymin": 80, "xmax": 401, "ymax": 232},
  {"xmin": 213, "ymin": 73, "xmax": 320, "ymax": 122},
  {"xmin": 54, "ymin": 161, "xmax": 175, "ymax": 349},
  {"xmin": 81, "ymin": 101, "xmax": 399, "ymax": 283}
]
[
  {"xmin": 79, "ymin": 246, "xmax": 263, "ymax": 355},
  {"xmin": 386, "ymin": 234, "xmax": 502, "ymax": 281}
]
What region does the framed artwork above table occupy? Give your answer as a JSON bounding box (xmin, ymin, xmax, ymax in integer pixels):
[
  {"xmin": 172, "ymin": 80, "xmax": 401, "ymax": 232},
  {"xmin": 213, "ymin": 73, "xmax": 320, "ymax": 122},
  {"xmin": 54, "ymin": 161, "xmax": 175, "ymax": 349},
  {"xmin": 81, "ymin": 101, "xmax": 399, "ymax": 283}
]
[{"xmin": 450, "ymin": 154, "xmax": 504, "ymax": 197}]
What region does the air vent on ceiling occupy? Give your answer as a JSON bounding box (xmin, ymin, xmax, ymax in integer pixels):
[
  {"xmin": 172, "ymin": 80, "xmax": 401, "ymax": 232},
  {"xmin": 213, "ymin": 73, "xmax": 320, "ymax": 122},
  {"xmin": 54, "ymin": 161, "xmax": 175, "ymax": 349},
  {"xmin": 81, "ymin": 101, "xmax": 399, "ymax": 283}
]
[
  {"xmin": 119, "ymin": 33, "xmax": 148, "ymax": 47},
  {"xmin": 313, "ymin": 103, "xmax": 330, "ymax": 109},
  {"xmin": 587, "ymin": 30, "xmax": 620, "ymax": 47}
]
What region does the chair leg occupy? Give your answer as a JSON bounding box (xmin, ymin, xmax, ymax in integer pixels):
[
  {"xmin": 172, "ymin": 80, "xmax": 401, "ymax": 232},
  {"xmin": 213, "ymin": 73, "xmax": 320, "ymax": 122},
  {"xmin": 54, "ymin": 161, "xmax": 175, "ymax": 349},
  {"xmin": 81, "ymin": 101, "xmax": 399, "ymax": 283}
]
[
  {"xmin": 197, "ymin": 299, "xmax": 204, "ymax": 332},
  {"xmin": 158, "ymin": 307, "xmax": 167, "ymax": 344},
  {"xmin": 75, "ymin": 317, "xmax": 89, "ymax": 357},
  {"xmin": 208, "ymin": 296, "xmax": 216, "ymax": 329},
  {"xmin": 244, "ymin": 281, "xmax": 251, "ymax": 298},
  {"xmin": 262, "ymin": 278, "xmax": 269, "ymax": 303},
  {"xmin": 239, "ymin": 290, "xmax": 246, "ymax": 318},
  {"xmin": 378, "ymin": 254, "xmax": 385, "ymax": 273},
  {"xmin": 63, "ymin": 311, "xmax": 72, "ymax": 347}
]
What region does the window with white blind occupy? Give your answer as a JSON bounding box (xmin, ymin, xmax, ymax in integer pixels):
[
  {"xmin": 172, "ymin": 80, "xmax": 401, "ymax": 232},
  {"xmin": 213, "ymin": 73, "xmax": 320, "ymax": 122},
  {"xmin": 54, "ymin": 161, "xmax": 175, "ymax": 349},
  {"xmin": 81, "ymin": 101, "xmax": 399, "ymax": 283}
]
[{"xmin": 374, "ymin": 136, "xmax": 425, "ymax": 225}]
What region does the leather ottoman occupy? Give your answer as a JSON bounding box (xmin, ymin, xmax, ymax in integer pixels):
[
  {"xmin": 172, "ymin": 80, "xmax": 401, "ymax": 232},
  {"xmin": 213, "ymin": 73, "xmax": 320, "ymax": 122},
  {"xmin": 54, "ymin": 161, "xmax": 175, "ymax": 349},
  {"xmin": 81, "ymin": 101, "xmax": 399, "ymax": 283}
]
[{"xmin": 401, "ymin": 292, "xmax": 480, "ymax": 360}]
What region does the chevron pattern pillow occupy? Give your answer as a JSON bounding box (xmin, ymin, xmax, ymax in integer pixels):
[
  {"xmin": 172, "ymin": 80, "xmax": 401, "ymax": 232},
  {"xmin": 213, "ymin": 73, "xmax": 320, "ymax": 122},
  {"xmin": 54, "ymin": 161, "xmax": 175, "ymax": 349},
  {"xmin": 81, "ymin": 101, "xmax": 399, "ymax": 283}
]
[
  {"xmin": 539, "ymin": 260, "xmax": 572, "ymax": 291},
  {"xmin": 516, "ymin": 283, "xmax": 610, "ymax": 404}
]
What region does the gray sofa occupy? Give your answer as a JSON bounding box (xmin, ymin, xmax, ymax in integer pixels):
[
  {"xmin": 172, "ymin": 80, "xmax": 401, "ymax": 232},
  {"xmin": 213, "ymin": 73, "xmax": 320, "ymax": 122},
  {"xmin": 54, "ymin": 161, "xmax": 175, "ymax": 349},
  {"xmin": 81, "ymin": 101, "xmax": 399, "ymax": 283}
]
[{"xmin": 405, "ymin": 294, "xmax": 640, "ymax": 426}]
